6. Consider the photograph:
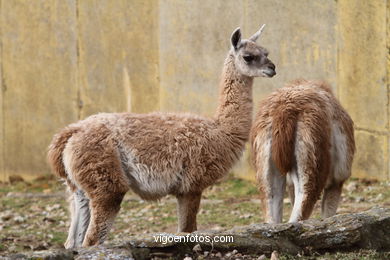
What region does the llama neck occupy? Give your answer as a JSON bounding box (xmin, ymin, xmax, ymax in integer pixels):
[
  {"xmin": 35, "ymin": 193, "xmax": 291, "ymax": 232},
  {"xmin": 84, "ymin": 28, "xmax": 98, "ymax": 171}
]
[{"xmin": 215, "ymin": 53, "xmax": 254, "ymax": 138}]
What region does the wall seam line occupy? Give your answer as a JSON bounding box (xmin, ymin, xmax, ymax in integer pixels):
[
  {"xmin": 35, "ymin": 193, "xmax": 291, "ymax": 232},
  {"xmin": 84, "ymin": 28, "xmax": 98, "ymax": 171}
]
[
  {"xmin": 387, "ymin": 0, "xmax": 390, "ymax": 179},
  {"xmin": 76, "ymin": 0, "xmax": 82, "ymax": 120},
  {"xmin": 156, "ymin": 0, "xmax": 160, "ymax": 111},
  {"xmin": 336, "ymin": 0, "xmax": 340, "ymax": 99},
  {"xmin": 157, "ymin": 0, "xmax": 162, "ymax": 111},
  {"xmin": 0, "ymin": 0, "xmax": 6, "ymax": 182}
]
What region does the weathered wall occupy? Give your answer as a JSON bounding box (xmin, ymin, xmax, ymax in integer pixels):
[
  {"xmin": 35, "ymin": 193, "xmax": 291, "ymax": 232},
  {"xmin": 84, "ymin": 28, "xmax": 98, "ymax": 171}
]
[
  {"xmin": 77, "ymin": 0, "xmax": 159, "ymax": 117},
  {"xmin": 159, "ymin": 0, "xmax": 338, "ymax": 180},
  {"xmin": 0, "ymin": 0, "xmax": 388, "ymax": 181},
  {"xmin": 338, "ymin": 0, "xmax": 389, "ymax": 180},
  {"xmin": 0, "ymin": 0, "xmax": 159, "ymax": 181},
  {"xmin": 1, "ymin": 0, "xmax": 79, "ymax": 181}
]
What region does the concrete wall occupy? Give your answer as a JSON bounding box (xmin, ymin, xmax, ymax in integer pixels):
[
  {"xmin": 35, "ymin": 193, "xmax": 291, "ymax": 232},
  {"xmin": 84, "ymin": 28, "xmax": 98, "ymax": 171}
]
[
  {"xmin": 0, "ymin": 0, "xmax": 388, "ymax": 181},
  {"xmin": 338, "ymin": 0, "xmax": 389, "ymax": 180},
  {"xmin": 1, "ymin": 1, "xmax": 79, "ymax": 181}
]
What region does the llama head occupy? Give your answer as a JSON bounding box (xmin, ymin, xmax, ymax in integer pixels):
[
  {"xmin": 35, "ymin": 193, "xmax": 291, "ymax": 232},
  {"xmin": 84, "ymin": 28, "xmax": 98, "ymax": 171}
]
[{"xmin": 230, "ymin": 25, "xmax": 276, "ymax": 78}]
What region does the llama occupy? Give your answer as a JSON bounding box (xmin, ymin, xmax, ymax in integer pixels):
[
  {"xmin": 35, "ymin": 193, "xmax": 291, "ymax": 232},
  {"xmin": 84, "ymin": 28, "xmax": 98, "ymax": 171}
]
[
  {"xmin": 47, "ymin": 25, "xmax": 276, "ymax": 248},
  {"xmin": 250, "ymin": 79, "xmax": 355, "ymax": 223}
]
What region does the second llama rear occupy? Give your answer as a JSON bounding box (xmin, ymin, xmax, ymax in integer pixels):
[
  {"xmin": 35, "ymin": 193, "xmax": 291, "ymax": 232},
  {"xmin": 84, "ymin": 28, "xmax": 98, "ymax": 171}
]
[{"xmin": 251, "ymin": 79, "xmax": 355, "ymax": 223}]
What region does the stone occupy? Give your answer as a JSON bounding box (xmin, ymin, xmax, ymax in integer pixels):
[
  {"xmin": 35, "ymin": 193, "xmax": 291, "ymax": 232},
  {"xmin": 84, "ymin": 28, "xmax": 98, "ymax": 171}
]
[
  {"xmin": 215, "ymin": 252, "xmax": 222, "ymax": 258},
  {"xmin": 192, "ymin": 244, "xmax": 202, "ymax": 252},
  {"xmin": 270, "ymin": 251, "xmax": 279, "ymax": 260}
]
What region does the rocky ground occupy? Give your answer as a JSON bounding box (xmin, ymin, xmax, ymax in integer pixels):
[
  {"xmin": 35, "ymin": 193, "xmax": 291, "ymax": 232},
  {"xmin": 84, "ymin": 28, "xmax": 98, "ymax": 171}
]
[{"xmin": 0, "ymin": 174, "xmax": 389, "ymax": 259}]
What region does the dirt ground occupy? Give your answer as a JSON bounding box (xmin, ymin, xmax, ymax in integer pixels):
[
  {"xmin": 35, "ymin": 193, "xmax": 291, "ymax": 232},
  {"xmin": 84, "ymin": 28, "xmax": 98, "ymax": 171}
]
[{"xmin": 0, "ymin": 174, "xmax": 389, "ymax": 259}]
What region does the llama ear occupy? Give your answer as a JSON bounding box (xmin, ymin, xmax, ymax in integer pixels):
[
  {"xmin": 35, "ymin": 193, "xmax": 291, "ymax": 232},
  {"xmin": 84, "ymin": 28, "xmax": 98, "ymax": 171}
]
[
  {"xmin": 249, "ymin": 24, "xmax": 266, "ymax": 42},
  {"xmin": 231, "ymin": 27, "xmax": 241, "ymax": 50}
]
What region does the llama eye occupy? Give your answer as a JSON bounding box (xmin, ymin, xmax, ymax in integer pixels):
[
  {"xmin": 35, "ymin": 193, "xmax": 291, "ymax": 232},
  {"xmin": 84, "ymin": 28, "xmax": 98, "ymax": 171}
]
[{"xmin": 243, "ymin": 55, "xmax": 255, "ymax": 62}]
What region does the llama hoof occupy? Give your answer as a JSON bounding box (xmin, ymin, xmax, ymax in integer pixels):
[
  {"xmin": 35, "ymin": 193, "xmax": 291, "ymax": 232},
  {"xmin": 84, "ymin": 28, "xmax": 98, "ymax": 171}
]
[
  {"xmin": 82, "ymin": 237, "xmax": 99, "ymax": 248},
  {"xmin": 64, "ymin": 239, "xmax": 75, "ymax": 249}
]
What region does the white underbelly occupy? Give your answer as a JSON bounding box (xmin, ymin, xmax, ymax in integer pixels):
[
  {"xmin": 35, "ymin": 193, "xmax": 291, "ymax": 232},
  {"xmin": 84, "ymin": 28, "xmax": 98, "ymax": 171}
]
[{"xmin": 119, "ymin": 148, "xmax": 187, "ymax": 199}]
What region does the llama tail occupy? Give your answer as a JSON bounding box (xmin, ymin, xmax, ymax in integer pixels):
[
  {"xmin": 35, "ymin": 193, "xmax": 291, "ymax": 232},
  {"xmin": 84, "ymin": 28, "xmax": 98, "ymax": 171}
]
[
  {"xmin": 271, "ymin": 110, "xmax": 298, "ymax": 175},
  {"xmin": 47, "ymin": 126, "xmax": 79, "ymax": 180}
]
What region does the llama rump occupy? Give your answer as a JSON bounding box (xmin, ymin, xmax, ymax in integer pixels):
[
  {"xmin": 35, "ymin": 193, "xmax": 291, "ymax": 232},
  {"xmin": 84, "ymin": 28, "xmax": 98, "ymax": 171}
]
[
  {"xmin": 251, "ymin": 79, "xmax": 355, "ymax": 223},
  {"xmin": 48, "ymin": 25, "xmax": 276, "ymax": 248}
]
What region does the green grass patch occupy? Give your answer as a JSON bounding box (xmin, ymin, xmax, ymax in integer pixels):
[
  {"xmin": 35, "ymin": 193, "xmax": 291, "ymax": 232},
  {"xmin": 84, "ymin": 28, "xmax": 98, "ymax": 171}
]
[
  {"xmin": 50, "ymin": 231, "xmax": 67, "ymax": 245},
  {"xmin": 205, "ymin": 177, "xmax": 258, "ymax": 200}
]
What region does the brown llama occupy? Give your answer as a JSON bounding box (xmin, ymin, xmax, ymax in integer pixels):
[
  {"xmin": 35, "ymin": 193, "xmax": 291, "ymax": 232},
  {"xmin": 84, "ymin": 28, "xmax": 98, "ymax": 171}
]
[
  {"xmin": 47, "ymin": 25, "xmax": 276, "ymax": 248},
  {"xmin": 251, "ymin": 79, "xmax": 355, "ymax": 223}
]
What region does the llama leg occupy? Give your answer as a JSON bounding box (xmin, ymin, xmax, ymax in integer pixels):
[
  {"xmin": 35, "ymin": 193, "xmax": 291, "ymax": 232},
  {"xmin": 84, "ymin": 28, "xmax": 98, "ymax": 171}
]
[
  {"xmin": 286, "ymin": 174, "xmax": 295, "ymax": 206},
  {"xmin": 261, "ymin": 161, "xmax": 286, "ymax": 223},
  {"xmin": 288, "ymin": 169, "xmax": 320, "ymax": 222},
  {"xmin": 255, "ymin": 136, "xmax": 285, "ymax": 223},
  {"xmin": 74, "ymin": 190, "xmax": 91, "ymax": 246},
  {"xmin": 82, "ymin": 192, "xmax": 125, "ymax": 247},
  {"xmin": 64, "ymin": 190, "xmax": 91, "ymax": 249},
  {"xmin": 321, "ymin": 181, "xmax": 343, "ymax": 218},
  {"xmin": 176, "ymin": 192, "xmax": 202, "ymax": 232},
  {"xmin": 64, "ymin": 193, "xmax": 78, "ymax": 249},
  {"xmin": 288, "ymin": 170, "xmax": 305, "ymax": 222},
  {"xmin": 64, "ymin": 134, "xmax": 130, "ymax": 247},
  {"xmin": 321, "ymin": 125, "xmax": 350, "ymax": 218}
]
